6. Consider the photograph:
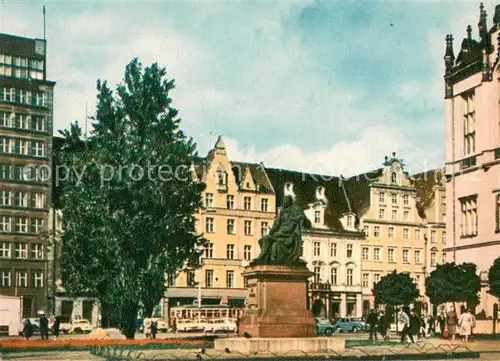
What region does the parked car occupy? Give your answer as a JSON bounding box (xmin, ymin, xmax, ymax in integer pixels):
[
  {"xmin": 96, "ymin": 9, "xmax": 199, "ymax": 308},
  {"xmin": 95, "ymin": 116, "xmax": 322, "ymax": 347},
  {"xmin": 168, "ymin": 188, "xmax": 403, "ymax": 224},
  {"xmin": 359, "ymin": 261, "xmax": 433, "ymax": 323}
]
[
  {"xmin": 57, "ymin": 316, "xmax": 72, "ymax": 334},
  {"xmin": 315, "ymin": 317, "xmax": 336, "ymax": 336},
  {"xmin": 334, "ymin": 317, "xmax": 367, "ymax": 333},
  {"xmin": 176, "ymin": 319, "xmax": 205, "ymax": 332},
  {"xmin": 69, "ymin": 319, "xmax": 94, "ymax": 334},
  {"xmin": 204, "ymin": 318, "xmax": 237, "ymax": 333}
]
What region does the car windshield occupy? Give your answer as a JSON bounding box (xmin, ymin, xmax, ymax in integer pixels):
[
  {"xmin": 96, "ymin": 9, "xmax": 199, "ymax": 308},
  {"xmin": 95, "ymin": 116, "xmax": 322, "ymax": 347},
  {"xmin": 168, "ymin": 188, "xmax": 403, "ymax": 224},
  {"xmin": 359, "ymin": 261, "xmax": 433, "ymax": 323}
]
[{"xmin": 317, "ymin": 318, "xmax": 330, "ymax": 324}]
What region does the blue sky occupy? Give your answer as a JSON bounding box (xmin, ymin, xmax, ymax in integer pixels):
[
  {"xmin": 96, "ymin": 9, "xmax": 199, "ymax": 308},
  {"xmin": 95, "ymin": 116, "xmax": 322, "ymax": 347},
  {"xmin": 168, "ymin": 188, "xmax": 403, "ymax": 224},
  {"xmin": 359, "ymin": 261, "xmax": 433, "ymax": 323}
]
[{"xmin": 1, "ymin": 1, "xmax": 496, "ymax": 176}]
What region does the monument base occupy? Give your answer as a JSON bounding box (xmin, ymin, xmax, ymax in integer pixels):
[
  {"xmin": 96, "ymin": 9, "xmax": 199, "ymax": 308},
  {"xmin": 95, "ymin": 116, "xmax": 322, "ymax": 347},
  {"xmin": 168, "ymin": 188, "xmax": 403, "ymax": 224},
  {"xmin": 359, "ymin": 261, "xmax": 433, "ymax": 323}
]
[
  {"xmin": 214, "ymin": 337, "xmax": 345, "ymax": 354},
  {"xmin": 237, "ymin": 263, "xmax": 316, "ymax": 338}
]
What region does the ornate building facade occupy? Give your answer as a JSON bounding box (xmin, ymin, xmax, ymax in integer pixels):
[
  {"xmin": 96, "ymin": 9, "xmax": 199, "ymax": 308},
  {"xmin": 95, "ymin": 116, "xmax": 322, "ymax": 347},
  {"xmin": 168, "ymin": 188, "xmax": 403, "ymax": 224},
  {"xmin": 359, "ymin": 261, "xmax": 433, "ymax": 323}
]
[
  {"xmin": 264, "ymin": 168, "xmax": 366, "ymax": 319},
  {"xmin": 343, "ymin": 154, "xmax": 446, "ymax": 315},
  {"xmin": 163, "ymin": 136, "xmax": 276, "ymax": 316},
  {"xmin": 443, "ymin": 3, "xmax": 500, "ymax": 316}
]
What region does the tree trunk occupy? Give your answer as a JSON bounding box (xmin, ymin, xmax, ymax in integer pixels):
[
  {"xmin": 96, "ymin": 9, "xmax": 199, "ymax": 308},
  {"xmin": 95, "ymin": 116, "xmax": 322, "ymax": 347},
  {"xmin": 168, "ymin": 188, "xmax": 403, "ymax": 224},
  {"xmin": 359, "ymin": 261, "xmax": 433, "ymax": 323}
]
[
  {"xmin": 143, "ymin": 300, "xmax": 154, "ymax": 318},
  {"xmin": 121, "ymin": 299, "xmax": 139, "ymax": 339}
]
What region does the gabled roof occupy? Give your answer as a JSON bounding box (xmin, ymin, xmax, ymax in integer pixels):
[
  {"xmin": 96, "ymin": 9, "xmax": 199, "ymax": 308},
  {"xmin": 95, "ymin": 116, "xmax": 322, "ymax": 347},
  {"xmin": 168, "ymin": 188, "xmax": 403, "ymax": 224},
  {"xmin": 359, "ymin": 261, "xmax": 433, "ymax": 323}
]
[
  {"xmin": 342, "ymin": 169, "xmax": 383, "ymax": 218},
  {"xmin": 264, "ymin": 168, "xmax": 351, "ymax": 230},
  {"xmin": 412, "ymin": 168, "xmax": 445, "ymax": 219},
  {"xmin": 231, "ymin": 161, "xmax": 274, "ymax": 194}
]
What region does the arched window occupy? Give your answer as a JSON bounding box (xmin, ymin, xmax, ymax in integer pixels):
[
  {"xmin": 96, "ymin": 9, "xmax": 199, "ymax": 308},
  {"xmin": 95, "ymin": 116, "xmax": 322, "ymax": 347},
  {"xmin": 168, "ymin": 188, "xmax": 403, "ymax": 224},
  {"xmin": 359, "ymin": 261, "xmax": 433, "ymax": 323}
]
[{"xmin": 391, "ymin": 172, "xmax": 397, "ymax": 184}]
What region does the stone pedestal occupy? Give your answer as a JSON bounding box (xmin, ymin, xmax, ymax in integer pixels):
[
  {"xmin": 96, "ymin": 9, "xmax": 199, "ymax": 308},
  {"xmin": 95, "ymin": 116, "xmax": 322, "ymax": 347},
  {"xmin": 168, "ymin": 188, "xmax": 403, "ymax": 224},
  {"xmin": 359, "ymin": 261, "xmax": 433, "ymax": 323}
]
[{"xmin": 237, "ymin": 263, "xmax": 317, "ymax": 338}]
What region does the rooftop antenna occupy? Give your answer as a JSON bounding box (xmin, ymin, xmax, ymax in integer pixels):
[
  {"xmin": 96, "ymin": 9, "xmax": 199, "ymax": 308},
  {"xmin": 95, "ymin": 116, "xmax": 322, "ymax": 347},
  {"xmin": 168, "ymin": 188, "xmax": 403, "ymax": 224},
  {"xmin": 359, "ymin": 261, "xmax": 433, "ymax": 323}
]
[
  {"xmin": 209, "ymin": 131, "xmax": 212, "ymax": 149},
  {"xmin": 85, "ymin": 102, "xmax": 88, "ymax": 139},
  {"xmin": 43, "ymin": 6, "xmax": 46, "ymax": 40}
]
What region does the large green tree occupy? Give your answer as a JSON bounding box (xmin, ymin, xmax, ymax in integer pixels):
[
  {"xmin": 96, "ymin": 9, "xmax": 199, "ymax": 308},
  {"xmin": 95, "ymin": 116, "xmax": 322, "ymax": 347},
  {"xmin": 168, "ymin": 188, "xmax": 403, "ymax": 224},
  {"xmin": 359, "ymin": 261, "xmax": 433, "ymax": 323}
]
[
  {"xmin": 373, "ymin": 270, "xmax": 420, "ymax": 308},
  {"xmin": 426, "ymin": 262, "xmax": 481, "ymax": 309},
  {"xmin": 488, "ymin": 257, "xmax": 500, "ymax": 299},
  {"xmin": 59, "ymin": 59, "xmax": 205, "ymax": 338}
]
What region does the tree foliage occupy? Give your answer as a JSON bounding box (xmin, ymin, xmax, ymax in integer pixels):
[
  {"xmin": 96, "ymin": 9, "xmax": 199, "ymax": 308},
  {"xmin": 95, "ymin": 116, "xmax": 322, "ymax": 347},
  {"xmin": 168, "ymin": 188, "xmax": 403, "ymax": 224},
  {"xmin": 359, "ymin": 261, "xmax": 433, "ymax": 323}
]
[
  {"xmin": 426, "ymin": 262, "xmax": 481, "ymax": 307},
  {"xmin": 373, "ymin": 270, "xmax": 419, "ymax": 306},
  {"xmin": 488, "ymin": 257, "xmax": 500, "ymax": 299},
  {"xmin": 59, "ymin": 59, "xmax": 205, "ymax": 338}
]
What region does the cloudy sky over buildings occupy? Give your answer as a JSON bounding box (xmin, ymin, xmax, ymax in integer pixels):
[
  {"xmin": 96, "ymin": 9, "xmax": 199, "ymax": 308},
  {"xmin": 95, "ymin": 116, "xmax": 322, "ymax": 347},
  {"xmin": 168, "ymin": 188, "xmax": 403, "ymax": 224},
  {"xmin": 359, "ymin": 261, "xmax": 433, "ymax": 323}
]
[{"xmin": 1, "ymin": 1, "xmax": 496, "ymax": 176}]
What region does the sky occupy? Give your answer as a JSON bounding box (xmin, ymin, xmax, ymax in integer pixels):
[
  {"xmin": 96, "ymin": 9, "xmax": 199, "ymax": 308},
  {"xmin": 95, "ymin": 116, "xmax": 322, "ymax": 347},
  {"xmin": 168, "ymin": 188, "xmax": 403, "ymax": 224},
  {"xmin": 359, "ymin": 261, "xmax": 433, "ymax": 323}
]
[{"xmin": 0, "ymin": 0, "xmax": 496, "ymax": 177}]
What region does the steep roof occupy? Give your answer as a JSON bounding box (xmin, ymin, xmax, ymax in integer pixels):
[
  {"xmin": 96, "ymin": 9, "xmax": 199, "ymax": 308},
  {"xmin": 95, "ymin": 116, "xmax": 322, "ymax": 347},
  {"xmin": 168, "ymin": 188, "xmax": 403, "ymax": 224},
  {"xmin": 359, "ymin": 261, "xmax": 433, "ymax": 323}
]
[
  {"xmin": 264, "ymin": 167, "xmax": 351, "ymax": 230},
  {"xmin": 342, "ymin": 169, "xmax": 383, "ymax": 218},
  {"xmin": 231, "ymin": 161, "xmax": 274, "ymax": 194},
  {"xmin": 412, "ymin": 168, "xmax": 445, "ymax": 219}
]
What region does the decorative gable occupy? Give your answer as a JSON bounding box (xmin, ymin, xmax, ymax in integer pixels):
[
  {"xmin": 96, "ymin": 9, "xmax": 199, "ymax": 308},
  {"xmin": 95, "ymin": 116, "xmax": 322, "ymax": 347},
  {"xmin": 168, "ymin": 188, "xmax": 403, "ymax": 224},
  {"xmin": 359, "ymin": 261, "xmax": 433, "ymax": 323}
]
[{"xmin": 240, "ymin": 166, "xmax": 256, "ymax": 191}]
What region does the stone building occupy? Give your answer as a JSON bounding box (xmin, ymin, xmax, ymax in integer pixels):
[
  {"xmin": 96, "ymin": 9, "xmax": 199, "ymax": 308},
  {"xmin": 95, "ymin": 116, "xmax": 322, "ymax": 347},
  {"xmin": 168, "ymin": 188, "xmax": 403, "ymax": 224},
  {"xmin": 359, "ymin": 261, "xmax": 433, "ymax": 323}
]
[
  {"xmin": 264, "ymin": 168, "xmax": 366, "ymax": 319},
  {"xmin": 342, "ymin": 153, "xmax": 445, "ymax": 315},
  {"xmin": 443, "ymin": 3, "xmax": 500, "ymax": 316},
  {"xmin": 163, "ymin": 136, "xmax": 276, "ymax": 315},
  {"xmin": 0, "ymin": 32, "xmax": 55, "ymax": 317}
]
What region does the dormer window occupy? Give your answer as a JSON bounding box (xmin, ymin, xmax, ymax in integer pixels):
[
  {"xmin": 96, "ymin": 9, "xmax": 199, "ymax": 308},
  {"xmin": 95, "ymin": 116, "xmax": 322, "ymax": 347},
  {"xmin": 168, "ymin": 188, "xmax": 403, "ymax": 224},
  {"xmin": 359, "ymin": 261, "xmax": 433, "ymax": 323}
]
[
  {"xmin": 391, "ymin": 172, "xmax": 397, "ymax": 184},
  {"xmin": 347, "ymin": 216, "xmax": 353, "ymax": 227},
  {"xmin": 314, "ymin": 210, "xmax": 321, "ymax": 223}
]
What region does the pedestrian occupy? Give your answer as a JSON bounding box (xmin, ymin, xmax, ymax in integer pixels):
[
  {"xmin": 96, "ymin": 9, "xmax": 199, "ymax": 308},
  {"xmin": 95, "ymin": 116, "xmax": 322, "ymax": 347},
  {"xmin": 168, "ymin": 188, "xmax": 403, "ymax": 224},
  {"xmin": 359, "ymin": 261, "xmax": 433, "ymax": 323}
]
[
  {"xmin": 419, "ymin": 314, "xmax": 426, "ymax": 338},
  {"xmin": 151, "ymin": 320, "xmax": 158, "ymax": 339},
  {"xmin": 409, "ymin": 309, "xmax": 420, "ymax": 342},
  {"xmin": 399, "ymin": 307, "xmax": 414, "ymax": 344},
  {"xmin": 428, "ymin": 315, "xmax": 436, "ymax": 336},
  {"xmin": 52, "ymin": 316, "xmax": 60, "ymax": 339},
  {"xmin": 39, "ymin": 314, "xmax": 49, "ymax": 340},
  {"xmin": 446, "ymin": 306, "xmax": 458, "ymax": 344},
  {"xmin": 377, "ymin": 311, "xmax": 390, "ymax": 341},
  {"xmin": 437, "ymin": 310, "xmax": 446, "ymax": 338},
  {"xmin": 458, "ymin": 309, "xmax": 474, "ymax": 343},
  {"xmin": 144, "ymin": 318, "xmax": 151, "ymax": 339},
  {"xmin": 23, "ymin": 319, "xmax": 33, "ymax": 340},
  {"xmin": 367, "ymin": 309, "xmax": 378, "ymax": 341}
]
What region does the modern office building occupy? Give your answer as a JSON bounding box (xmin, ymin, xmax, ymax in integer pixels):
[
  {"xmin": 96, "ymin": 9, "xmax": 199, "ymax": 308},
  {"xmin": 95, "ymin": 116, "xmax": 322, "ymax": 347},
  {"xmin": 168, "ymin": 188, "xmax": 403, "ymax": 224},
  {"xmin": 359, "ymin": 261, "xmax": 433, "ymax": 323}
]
[
  {"xmin": 443, "ymin": 3, "xmax": 500, "ymax": 316},
  {"xmin": 0, "ymin": 32, "xmax": 55, "ymax": 317}
]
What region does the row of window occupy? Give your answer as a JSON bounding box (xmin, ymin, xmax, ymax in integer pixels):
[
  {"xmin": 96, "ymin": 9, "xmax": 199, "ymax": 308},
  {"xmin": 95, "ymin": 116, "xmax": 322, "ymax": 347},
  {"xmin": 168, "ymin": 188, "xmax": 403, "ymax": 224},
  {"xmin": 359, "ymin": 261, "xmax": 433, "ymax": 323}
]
[
  {"xmin": 0, "ymin": 190, "xmax": 47, "ymax": 209},
  {"xmin": 0, "ymin": 164, "xmax": 50, "ymax": 183},
  {"xmin": 364, "ymin": 224, "xmax": 446, "ymax": 243},
  {"xmin": 313, "ymin": 266, "xmax": 355, "ymax": 286},
  {"xmin": 0, "ymin": 136, "xmax": 46, "ymax": 157},
  {"xmin": 205, "ymin": 193, "xmax": 269, "ymax": 212},
  {"xmin": 0, "ymin": 242, "xmax": 44, "ymax": 259},
  {"xmin": 1, "ymin": 87, "xmax": 48, "ymax": 107},
  {"xmin": 0, "ymin": 270, "xmax": 44, "ymax": 288},
  {"xmin": 361, "ymin": 272, "xmax": 422, "ymax": 289},
  {"xmin": 377, "ymin": 192, "xmax": 411, "ymax": 205},
  {"xmin": 203, "ymin": 243, "xmax": 253, "ymax": 261},
  {"xmin": 313, "ymin": 241, "xmax": 354, "ymax": 258},
  {"xmin": 0, "ymin": 216, "xmax": 46, "ymax": 234},
  {"xmin": 0, "ymin": 54, "xmax": 44, "ymax": 71},
  {"xmin": 377, "ymin": 208, "xmax": 418, "ymax": 222},
  {"xmin": 205, "ymin": 217, "xmax": 269, "ymax": 237},
  {"xmin": 169, "ymin": 269, "xmax": 236, "ymax": 289},
  {"xmin": 0, "ymin": 111, "xmax": 47, "ymax": 132},
  {"xmin": 361, "ymin": 246, "xmax": 444, "ymax": 266}
]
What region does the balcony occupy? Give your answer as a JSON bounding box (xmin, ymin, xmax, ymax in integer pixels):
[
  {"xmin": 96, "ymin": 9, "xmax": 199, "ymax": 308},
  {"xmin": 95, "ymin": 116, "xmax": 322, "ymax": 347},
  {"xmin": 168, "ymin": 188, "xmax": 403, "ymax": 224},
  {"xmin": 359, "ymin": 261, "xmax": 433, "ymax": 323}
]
[
  {"xmin": 459, "ymin": 155, "xmax": 477, "ymax": 170},
  {"xmin": 309, "ymin": 282, "xmax": 331, "ymax": 292}
]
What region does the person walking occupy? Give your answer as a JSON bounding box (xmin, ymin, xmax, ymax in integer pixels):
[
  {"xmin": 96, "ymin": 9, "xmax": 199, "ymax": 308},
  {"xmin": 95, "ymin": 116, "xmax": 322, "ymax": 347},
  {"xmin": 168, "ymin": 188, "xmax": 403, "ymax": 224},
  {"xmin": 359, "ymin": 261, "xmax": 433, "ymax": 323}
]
[
  {"xmin": 409, "ymin": 310, "xmax": 420, "ymax": 341},
  {"xmin": 399, "ymin": 307, "xmax": 414, "ymax": 344},
  {"xmin": 367, "ymin": 309, "xmax": 378, "ymax": 341},
  {"xmin": 378, "ymin": 310, "xmax": 390, "ymax": 341},
  {"xmin": 151, "ymin": 320, "xmax": 158, "ymax": 339},
  {"xmin": 23, "ymin": 319, "xmax": 33, "ymax": 340},
  {"xmin": 39, "ymin": 314, "xmax": 49, "ymax": 340},
  {"xmin": 52, "ymin": 316, "xmax": 61, "ymax": 340},
  {"xmin": 446, "ymin": 306, "xmax": 458, "ymax": 344},
  {"xmin": 458, "ymin": 309, "xmax": 474, "ymax": 343},
  {"xmin": 428, "ymin": 315, "xmax": 436, "ymax": 336},
  {"xmin": 437, "ymin": 311, "xmax": 446, "ymax": 338},
  {"xmin": 144, "ymin": 318, "xmax": 151, "ymax": 339}
]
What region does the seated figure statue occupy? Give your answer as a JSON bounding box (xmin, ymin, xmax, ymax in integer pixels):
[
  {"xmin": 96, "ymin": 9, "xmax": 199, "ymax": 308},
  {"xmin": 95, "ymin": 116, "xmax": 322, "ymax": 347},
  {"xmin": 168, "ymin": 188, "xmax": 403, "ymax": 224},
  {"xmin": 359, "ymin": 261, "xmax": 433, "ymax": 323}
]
[{"xmin": 253, "ymin": 195, "xmax": 312, "ymax": 265}]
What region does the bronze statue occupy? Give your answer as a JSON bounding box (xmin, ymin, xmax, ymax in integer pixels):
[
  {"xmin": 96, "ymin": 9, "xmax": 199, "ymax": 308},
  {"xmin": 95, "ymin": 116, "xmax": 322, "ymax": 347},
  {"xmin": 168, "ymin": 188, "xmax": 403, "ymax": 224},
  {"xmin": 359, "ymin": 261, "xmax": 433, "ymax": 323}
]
[{"xmin": 253, "ymin": 195, "xmax": 312, "ymax": 265}]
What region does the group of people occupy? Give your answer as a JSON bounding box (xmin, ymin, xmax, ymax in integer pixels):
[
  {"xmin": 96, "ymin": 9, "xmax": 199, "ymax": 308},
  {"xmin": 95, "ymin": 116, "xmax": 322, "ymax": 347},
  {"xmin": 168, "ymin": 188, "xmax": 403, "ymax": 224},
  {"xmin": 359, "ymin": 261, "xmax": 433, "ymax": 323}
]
[
  {"xmin": 22, "ymin": 314, "xmax": 61, "ymax": 340},
  {"xmin": 365, "ymin": 306, "xmax": 476, "ymax": 344},
  {"xmin": 143, "ymin": 319, "xmax": 158, "ymax": 339}
]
